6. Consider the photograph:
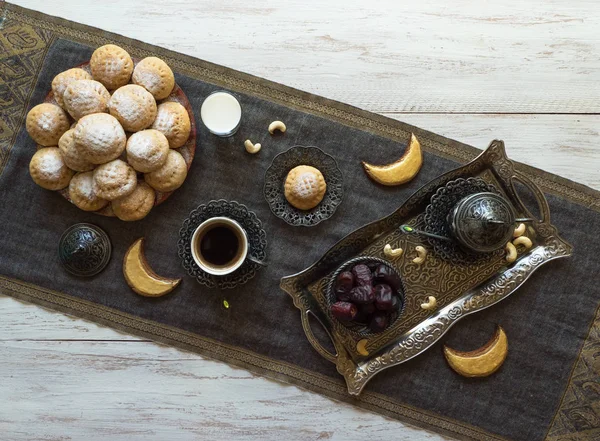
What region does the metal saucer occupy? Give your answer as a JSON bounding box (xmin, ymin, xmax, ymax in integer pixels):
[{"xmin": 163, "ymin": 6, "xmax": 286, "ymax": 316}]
[
  {"xmin": 264, "ymin": 146, "xmax": 344, "ymax": 227},
  {"xmin": 177, "ymin": 200, "xmax": 267, "ymax": 290}
]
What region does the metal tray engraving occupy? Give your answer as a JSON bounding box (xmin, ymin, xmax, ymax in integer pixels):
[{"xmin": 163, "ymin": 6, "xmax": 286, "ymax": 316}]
[{"xmin": 280, "ymin": 140, "xmax": 573, "ymax": 395}]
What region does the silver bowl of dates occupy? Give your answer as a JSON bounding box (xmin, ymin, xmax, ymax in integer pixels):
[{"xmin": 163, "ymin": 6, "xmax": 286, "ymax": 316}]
[{"xmin": 326, "ymin": 257, "xmax": 405, "ymax": 334}]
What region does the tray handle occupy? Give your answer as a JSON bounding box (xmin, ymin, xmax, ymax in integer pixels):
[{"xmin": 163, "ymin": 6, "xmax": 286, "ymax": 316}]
[
  {"xmin": 510, "ymin": 170, "xmax": 551, "ymax": 223},
  {"xmin": 300, "ymin": 309, "xmax": 338, "ymax": 364}
]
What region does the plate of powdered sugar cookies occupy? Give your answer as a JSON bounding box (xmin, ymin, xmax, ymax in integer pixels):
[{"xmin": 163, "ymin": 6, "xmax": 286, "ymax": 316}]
[{"xmin": 26, "ymin": 44, "xmax": 197, "ymax": 221}]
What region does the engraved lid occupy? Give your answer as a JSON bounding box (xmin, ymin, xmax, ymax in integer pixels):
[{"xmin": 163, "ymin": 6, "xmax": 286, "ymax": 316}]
[
  {"xmin": 448, "ymin": 192, "xmax": 516, "ymax": 253},
  {"xmin": 58, "ymin": 223, "xmax": 111, "ymax": 277}
]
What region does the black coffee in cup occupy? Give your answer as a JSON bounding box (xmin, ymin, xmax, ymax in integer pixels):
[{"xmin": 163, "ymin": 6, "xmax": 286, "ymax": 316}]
[
  {"xmin": 191, "ymin": 217, "xmax": 249, "ymax": 275},
  {"xmin": 198, "ymin": 225, "xmax": 240, "ymax": 266}
]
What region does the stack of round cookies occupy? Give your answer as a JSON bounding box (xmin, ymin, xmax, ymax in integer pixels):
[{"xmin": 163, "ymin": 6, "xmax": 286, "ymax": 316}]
[{"xmin": 26, "ymin": 44, "xmax": 193, "ymax": 221}]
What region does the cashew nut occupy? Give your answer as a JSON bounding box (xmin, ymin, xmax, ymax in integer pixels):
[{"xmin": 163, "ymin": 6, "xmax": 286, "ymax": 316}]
[
  {"xmin": 513, "ymin": 223, "xmax": 526, "ymax": 238},
  {"xmin": 513, "ymin": 236, "xmax": 533, "ymax": 249},
  {"xmin": 244, "ymin": 139, "xmax": 261, "ymax": 154},
  {"xmin": 505, "ymin": 242, "xmax": 517, "ymax": 263},
  {"xmin": 356, "ymin": 339, "xmax": 369, "ymax": 356},
  {"xmin": 268, "ymin": 120, "xmax": 286, "ymax": 135},
  {"xmin": 384, "ymin": 244, "xmax": 403, "ymax": 259},
  {"xmin": 412, "ymin": 246, "xmax": 427, "ymax": 265},
  {"xmin": 421, "ymin": 296, "xmax": 437, "ymax": 311}
]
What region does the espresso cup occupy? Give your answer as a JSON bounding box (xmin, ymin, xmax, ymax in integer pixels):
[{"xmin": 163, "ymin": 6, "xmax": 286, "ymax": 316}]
[{"xmin": 191, "ymin": 217, "xmax": 249, "ymax": 276}]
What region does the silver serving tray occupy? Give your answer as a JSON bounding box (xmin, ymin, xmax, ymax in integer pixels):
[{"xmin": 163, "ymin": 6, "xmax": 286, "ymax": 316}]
[{"xmin": 280, "ymin": 140, "xmax": 573, "ymax": 396}]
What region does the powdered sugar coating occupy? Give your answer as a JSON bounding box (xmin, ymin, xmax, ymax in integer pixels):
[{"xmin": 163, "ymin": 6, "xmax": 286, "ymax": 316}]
[
  {"xmin": 92, "ymin": 159, "xmax": 137, "ymax": 201},
  {"xmin": 90, "ymin": 44, "xmax": 133, "ymax": 90},
  {"xmin": 58, "ymin": 129, "xmax": 95, "ymax": 172},
  {"xmin": 63, "ymin": 80, "xmax": 110, "ymax": 120},
  {"xmin": 26, "ymin": 103, "xmax": 70, "ymax": 146},
  {"xmin": 111, "ymin": 180, "xmax": 155, "ymax": 221},
  {"xmin": 132, "ymin": 57, "xmax": 175, "ymax": 100},
  {"xmin": 126, "ymin": 129, "xmax": 169, "ymax": 173},
  {"xmin": 51, "ymin": 68, "xmax": 92, "ymax": 108},
  {"xmin": 109, "ymin": 84, "xmax": 157, "ymax": 132},
  {"xmin": 284, "ymin": 165, "xmax": 327, "ymax": 210},
  {"xmin": 151, "ymin": 101, "xmax": 190, "ymax": 148},
  {"xmin": 69, "ymin": 171, "xmax": 109, "ymax": 211},
  {"xmin": 144, "ymin": 149, "xmax": 187, "ymax": 192},
  {"xmin": 29, "ymin": 147, "xmax": 74, "ymax": 190},
  {"xmin": 74, "ymin": 113, "xmax": 126, "ymax": 164}
]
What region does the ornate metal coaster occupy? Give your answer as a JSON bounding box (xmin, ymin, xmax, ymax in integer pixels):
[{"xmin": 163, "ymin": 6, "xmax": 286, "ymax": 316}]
[
  {"xmin": 264, "ymin": 146, "xmax": 343, "ymax": 227},
  {"xmin": 424, "ymin": 177, "xmax": 501, "ymax": 263},
  {"xmin": 58, "ymin": 223, "xmax": 111, "ymax": 277},
  {"xmin": 178, "ymin": 200, "xmax": 267, "ymax": 290}
]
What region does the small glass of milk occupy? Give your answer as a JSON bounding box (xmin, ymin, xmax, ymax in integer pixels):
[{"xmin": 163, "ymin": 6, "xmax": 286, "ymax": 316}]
[{"xmin": 200, "ymin": 91, "xmax": 242, "ymax": 137}]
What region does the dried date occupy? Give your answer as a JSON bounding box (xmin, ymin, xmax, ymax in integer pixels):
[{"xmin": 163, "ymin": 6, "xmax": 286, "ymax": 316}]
[
  {"xmin": 369, "ymin": 312, "xmax": 389, "ymax": 333},
  {"xmin": 373, "ymin": 264, "xmax": 402, "ymax": 292},
  {"xmin": 330, "ymin": 301, "xmax": 358, "ymax": 322},
  {"xmin": 351, "ymin": 264, "xmax": 373, "ymax": 287},
  {"xmin": 391, "ymin": 295, "xmax": 401, "ymax": 311},
  {"xmin": 374, "ymin": 284, "xmax": 394, "ymax": 310},
  {"xmin": 336, "ymin": 271, "xmax": 354, "ymax": 292},
  {"xmin": 350, "ymin": 285, "xmax": 375, "ymax": 304}
]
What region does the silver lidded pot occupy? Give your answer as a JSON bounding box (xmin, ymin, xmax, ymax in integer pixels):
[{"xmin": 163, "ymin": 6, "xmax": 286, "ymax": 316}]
[
  {"xmin": 447, "ymin": 192, "xmax": 516, "ymax": 253},
  {"xmin": 401, "ymin": 191, "xmax": 532, "ymax": 254},
  {"xmin": 58, "ymin": 223, "xmax": 112, "ymax": 277}
]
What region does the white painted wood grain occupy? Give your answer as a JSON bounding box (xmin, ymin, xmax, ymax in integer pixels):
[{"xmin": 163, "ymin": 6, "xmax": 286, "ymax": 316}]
[
  {"xmin": 9, "ymin": 0, "xmax": 600, "ymax": 113},
  {"xmin": 393, "ymin": 114, "xmax": 600, "ymax": 190},
  {"xmin": 0, "ymin": 295, "xmax": 448, "ymax": 441},
  {"xmin": 3, "ymin": 0, "xmax": 600, "ymax": 440}
]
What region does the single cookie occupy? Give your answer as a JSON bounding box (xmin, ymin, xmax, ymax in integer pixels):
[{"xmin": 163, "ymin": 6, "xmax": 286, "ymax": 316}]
[
  {"xmin": 126, "ymin": 129, "xmax": 169, "ymax": 173},
  {"xmin": 51, "ymin": 68, "xmax": 92, "ymax": 108},
  {"xmin": 109, "ymin": 84, "xmax": 157, "ymax": 132},
  {"xmin": 144, "ymin": 149, "xmax": 187, "ymax": 192},
  {"xmin": 63, "ymin": 79, "xmax": 111, "ymax": 120},
  {"xmin": 132, "ymin": 57, "xmax": 175, "ymax": 100},
  {"xmin": 69, "ymin": 171, "xmax": 109, "ymax": 211},
  {"xmin": 58, "ymin": 129, "xmax": 95, "ymax": 172},
  {"xmin": 151, "ymin": 101, "xmax": 190, "ymax": 148},
  {"xmin": 26, "ymin": 103, "xmax": 70, "ymax": 146},
  {"xmin": 111, "ymin": 181, "xmax": 155, "ymax": 221},
  {"xmin": 74, "ymin": 113, "xmax": 126, "ymax": 164},
  {"xmin": 92, "ymin": 159, "xmax": 137, "ymax": 200},
  {"xmin": 29, "ymin": 147, "xmax": 74, "ymax": 190},
  {"xmin": 284, "ymin": 165, "xmax": 327, "ymax": 210},
  {"xmin": 90, "ymin": 44, "xmax": 134, "ymax": 90}
]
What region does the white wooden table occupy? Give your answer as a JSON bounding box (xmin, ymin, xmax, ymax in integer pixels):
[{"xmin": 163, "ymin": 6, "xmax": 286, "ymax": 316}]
[{"xmin": 2, "ymin": 1, "xmax": 599, "ymax": 439}]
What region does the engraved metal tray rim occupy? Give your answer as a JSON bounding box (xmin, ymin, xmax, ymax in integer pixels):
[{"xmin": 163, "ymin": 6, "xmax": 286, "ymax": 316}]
[{"xmin": 280, "ymin": 140, "xmax": 573, "ymax": 396}]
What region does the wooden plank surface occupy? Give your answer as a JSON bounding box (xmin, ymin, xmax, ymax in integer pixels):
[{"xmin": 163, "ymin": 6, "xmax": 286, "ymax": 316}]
[
  {"xmin": 3, "ymin": 0, "xmax": 600, "ymax": 440},
  {"xmin": 7, "ymin": 0, "xmax": 600, "ymax": 114},
  {"xmin": 0, "ymin": 295, "xmax": 447, "ymax": 441}
]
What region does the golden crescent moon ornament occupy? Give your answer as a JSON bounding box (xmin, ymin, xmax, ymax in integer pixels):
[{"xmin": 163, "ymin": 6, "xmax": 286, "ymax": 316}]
[
  {"xmin": 123, "ymin": 238, "xmax": 181, "ymax": 297},
  {"xmin": 443, "ymin": 326, "xmax": 508, "ymax": 378},
  {"xmin": 362, "ymin": 133, "xmax": 423, "ymax": 186}
]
